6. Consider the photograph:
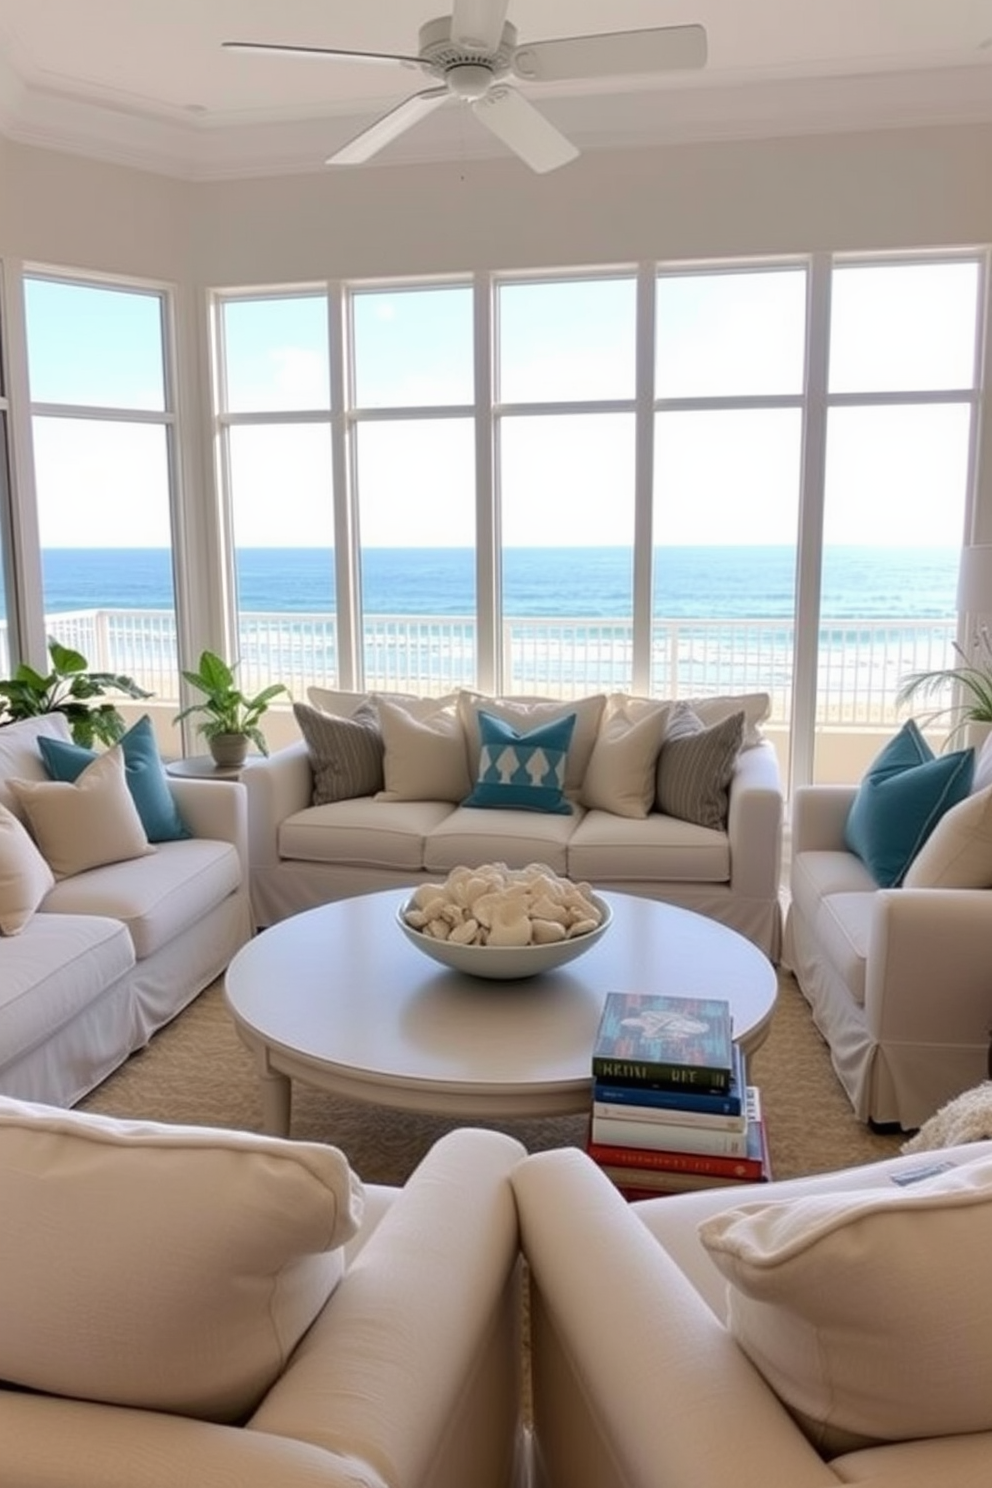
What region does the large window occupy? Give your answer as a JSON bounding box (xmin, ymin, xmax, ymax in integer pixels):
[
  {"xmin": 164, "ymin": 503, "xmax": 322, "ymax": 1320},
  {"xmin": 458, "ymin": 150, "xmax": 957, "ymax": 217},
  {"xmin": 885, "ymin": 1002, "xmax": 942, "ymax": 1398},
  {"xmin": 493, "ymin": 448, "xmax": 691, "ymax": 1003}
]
[{"xmin": 22, "ymin": 275, "xmax": 181, "ymax": 748}]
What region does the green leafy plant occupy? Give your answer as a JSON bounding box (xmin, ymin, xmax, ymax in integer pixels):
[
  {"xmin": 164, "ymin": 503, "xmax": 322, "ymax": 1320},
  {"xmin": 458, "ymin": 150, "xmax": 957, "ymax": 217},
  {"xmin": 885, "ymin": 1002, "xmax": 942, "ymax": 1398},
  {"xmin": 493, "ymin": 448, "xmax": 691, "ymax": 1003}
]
[
  {"xmin": 896, "ymin": 627, "xmax": 992, "ymax": 739},
  {"xmin": 174, "ymin": 650, "xmax": 288, "ymax": 756},
  {"xmin": 0, "ymin": 638, "xmax": 152, "ymax": 747}
]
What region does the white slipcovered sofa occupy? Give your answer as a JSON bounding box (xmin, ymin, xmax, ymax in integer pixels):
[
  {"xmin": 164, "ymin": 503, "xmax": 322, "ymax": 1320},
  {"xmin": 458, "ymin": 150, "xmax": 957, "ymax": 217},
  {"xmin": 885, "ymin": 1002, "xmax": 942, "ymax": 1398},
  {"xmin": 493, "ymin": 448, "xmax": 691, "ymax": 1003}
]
[
  {"xmin": 0, "ymin": 714, "xmax": 253, "ymax": 1106},
  {"xmin": 513, "ymin": 1139, "xmax": 992, "ymax": 1488},
  {"xmin": 784, "ymin": 777, "xmax": 992, "ymax": 1130},
  {"xmin": 0, "ymin": 1105, "xmax": 527, "ymax": 1488},
  {"xmin": 243, "ymin": 687, "xmax": 784, "ymax": 959}
]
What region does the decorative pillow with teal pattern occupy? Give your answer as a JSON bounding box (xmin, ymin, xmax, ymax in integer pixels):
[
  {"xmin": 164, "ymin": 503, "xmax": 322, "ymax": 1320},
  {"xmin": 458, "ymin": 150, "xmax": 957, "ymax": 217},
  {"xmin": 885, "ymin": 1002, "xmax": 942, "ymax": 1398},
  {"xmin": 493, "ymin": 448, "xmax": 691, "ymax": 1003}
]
[
  {"xmin": 844, "ymin": 718, "xmax": 974, "ymax": 887},
  {"xmin": 462, "ymin": 710, "xmax": 577, "ymax": 814}
]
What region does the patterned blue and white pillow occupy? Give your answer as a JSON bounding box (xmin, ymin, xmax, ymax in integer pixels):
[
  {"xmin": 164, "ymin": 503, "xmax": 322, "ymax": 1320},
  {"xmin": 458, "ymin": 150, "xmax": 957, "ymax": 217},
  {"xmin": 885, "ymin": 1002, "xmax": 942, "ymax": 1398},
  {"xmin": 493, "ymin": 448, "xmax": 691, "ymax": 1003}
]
[{"xmin": 462, "ymin": 710, "xmax": 577, "ymax": 814}]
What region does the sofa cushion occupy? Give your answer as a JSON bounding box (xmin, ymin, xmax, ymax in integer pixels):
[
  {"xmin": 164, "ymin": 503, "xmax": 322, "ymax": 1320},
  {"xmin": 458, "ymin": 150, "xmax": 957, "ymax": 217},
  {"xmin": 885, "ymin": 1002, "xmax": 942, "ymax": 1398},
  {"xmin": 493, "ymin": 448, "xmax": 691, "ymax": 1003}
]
[
  {"xmin": 656, "ymin": 705, "xmax": 745, "ymax": 829},
  {"xmin": 0, "ymin": 1096, "xmax": 364, "ymax": 1423},
  {"xmin": 279, "ymin": 798, "xmax": 454, "ymax": 872},
  {"xmin": 463, "ymin": 709, "xmax": 576, "ymax": 814},
  {"xmin": 0, "ymin": 712, "xmax": 72, "ymax": 820},
  {"xmin": 374, "ymin": 693, "xmax": 472, "ymax": 803},
  {"xmin": 0, "ymin": 802, "xmax": 55, "ymax": 935},
  {"xmin": 8, "ymin": 746, "xmax": 154, "ymax": 879},
  {"xmin": 567, "ymin": 809, "xmax": 730, "ymax": 883},
  {"xmin": 425, "ymin": 803, "xmax": 584, "ymax": 877},
  {"xmin": 580, "ymin": 696, "xmax": 670, "ymax": 818},
  {"xmin": 902, "ymin": 783, "xmax": 992, "ymax": 889},
  {"xmin": 844, "ymin": 720, "xmax": 975, "ymax": 887},
  {"xmin": 458, "ymin": 691, "xmax": 606, "ymax": 795},
  {"xmin": 789, "ymin": 848, "xmax": 877, "ymax": 930},
  {"xmin": 37, "ymin": 713, "xmax": 191, "ymax": 843},
  {"xmin": 811, "ymin": 891, "xmax": 873, "ymax": 1006},
  {"xmin": 41, "ymin": 839, "xmax": 242, "ymax": 959},
  {"xmin": 293, "ymin": 700, "xmax": 385, "ymax": 805},
  {"xmin": 698, "ymin": 1152, "xmax": 992, "ymax": 1453},
  {"xmin": 0, "ymin": 915, "xmax": 135, "ymax": 1067}
]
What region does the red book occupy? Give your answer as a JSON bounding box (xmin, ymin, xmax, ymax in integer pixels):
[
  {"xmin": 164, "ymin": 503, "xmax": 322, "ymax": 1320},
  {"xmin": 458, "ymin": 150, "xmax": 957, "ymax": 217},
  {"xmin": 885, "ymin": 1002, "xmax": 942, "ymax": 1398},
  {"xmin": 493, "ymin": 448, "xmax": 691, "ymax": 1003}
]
[{"xmin": 587, "ymin": 1112, "xmax": 768, "ymax": 1181}]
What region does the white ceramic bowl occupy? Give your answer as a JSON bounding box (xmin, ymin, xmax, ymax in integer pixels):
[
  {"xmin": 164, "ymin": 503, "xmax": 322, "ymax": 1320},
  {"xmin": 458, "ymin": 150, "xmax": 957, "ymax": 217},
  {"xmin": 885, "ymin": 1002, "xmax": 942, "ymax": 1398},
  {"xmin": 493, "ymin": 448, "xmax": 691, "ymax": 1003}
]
[{"xmin": 397, "ymin": 892, "xmax": 612, "ymax": 980}]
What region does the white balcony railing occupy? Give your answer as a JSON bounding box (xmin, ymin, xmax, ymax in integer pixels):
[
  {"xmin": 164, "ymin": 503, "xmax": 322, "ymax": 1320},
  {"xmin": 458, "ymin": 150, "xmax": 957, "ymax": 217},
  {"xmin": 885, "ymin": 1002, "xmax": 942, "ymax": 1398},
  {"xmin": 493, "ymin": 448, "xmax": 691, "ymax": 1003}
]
[{"xmin": 0, "ymin": 609, "xmax": 959, "ymax": 728}]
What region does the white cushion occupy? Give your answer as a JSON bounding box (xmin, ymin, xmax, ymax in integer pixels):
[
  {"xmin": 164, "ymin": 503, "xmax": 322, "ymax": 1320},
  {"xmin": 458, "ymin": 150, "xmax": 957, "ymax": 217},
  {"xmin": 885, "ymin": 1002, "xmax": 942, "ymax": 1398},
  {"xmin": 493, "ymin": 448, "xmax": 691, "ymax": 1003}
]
[
  {"xmin": 0, "ymin": 713, "xmax": 72, "ymax": 819},
  {"xmin": 458, "ymin": 691, "xmax": 606, "ymax": 794},
  {"xmin": 374, "ymin": 693, "xmax": 472, "ymax": 803},
  {"xmin": 902, "ymin": 784, "xmax": 992, "ymax": 888},
  {"xmin": 279, "ymin": 797, "xmax": 453, "ymax": 871},
  {"xmin": 424, "ymin": 802, "xmax": 583, "ymax": 877},
  {"xmin": 0, "ymin": 802, "xmax": 55, "ymax": 934},
  {"xmin": 0, "ymin": 1096, "xmax": 363, "ymax": 1422},
  {"xmin": 698, "ymin": 1153, "xmax": 992, "ymax": 1452},
  {"xmin": 7, "ymin": 746, "xmax": 154, "ymax": 879},
  {"xmin": 567, "ymin": 809, "xmax": 730, "ymax": 883},
  {"xmin": 684, "ymin": 692, "xmax": 771, "ymax": 749},
  {"xmin": 580, "ymin": 695, "xmax": 670, "ymax": 818}
]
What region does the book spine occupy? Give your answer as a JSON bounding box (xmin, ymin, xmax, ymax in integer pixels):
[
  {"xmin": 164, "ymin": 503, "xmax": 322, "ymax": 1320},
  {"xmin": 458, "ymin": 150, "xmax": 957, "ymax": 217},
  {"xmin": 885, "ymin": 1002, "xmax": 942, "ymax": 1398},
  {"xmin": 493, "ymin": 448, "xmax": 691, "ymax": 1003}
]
[
  {"xmin": 591, "ymin": 1056, "xmax": 731, "ymax": 1091},
  {"xmin": 591, "ymin": 1083, "xmax": 743, "ymax": 1120},
  {"xmin": 598, "ymin": 1166, "xmax": 766, "ymax": 1195},
  {"xmin": 590, "ymin": 1113, "xmax": 750, "ymax": 1156},
  {"xmin": 592, "ymin": 1088, "xmax": 754, "ymax": 1131},
  {"xmin": 587, "ymin": 1137, "xmax": 765, "ymax": 1181}
]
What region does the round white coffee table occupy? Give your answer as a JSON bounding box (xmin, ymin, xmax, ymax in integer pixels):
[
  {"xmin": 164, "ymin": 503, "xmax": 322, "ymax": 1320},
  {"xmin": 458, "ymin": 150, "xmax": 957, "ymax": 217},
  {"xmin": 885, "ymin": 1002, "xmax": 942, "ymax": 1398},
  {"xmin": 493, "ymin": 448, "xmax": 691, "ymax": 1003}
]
[{"xmin": 225, "ymin": 889, "xmax": 777, "ymax": 1136}]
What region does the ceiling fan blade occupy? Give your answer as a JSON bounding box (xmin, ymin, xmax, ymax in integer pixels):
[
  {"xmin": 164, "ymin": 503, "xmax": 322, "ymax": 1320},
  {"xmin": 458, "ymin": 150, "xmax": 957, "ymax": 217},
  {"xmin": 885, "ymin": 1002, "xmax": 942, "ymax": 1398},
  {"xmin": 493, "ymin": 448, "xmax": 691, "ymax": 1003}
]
[
  {"xmin": 471, "ymin": 87, "xmax": 578, "ymax": 174},
  {"xmin": 450, "ymin": 0, "xmax": 510, "ymax": 53},
  {"xmin": 223, "ymin": 40, "xmax": 424, "ymax": 69},
  {"xmin": 512, "ymin": 24, "xmax": 707, "ymax": 83},
  {"xmin": 326, "ymin": 89, "xmax": 448, "ymax": 166}
]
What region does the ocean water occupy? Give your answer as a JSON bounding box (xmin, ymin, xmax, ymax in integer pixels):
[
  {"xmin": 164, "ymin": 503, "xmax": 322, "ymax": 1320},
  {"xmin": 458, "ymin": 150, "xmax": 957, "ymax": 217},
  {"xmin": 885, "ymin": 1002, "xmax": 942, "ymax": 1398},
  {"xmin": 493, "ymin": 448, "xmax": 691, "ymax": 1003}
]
[{"xmin": 39, "ymin": 545, "xmax": 959, "ymax": 620}]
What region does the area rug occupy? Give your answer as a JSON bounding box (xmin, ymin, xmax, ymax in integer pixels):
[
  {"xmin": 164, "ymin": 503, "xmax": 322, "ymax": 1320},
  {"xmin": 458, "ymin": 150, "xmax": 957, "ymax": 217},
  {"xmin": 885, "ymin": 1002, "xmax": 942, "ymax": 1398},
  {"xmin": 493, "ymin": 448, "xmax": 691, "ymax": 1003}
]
[{"xmin": 79, "ymin": 966, "xmax": 905, "ymax": 1184}]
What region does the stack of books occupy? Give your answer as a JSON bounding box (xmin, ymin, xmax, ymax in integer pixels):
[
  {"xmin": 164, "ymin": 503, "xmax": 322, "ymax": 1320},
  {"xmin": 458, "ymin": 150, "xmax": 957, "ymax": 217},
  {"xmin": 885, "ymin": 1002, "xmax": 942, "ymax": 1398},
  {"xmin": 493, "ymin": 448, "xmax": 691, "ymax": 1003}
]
[{"xmin": 587, "ymin": 991, "xmax": 772, "ymax": 1198}]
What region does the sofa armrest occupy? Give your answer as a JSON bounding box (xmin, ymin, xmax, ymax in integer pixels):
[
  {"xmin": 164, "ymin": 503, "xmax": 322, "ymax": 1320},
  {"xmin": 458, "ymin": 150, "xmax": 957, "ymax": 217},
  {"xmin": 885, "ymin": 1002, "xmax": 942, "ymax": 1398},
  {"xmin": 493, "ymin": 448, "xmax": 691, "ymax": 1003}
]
[
  {"xmin": 249, "ymin": 1128, "xmax": 527, "ymax": 1488},
  {"xmin": 512, "ymin": 1148, "xmax": 836, "ymax": 1488},
  {"xmin": 791, "ymin": 783, "xmax": 859, "ymax": 854},
  {"xmin": 167, "ymin": 777, "xmax": 249, "ymax": 882},
  {"xmin": 240, "ymin": 741, "xmax": 314, "ymax": 870},
  {"xmin": 726, "ymin": 741, "xmax": 784, "ymax": 900},
  {"xmin": 867, "ymin": 888, "xmax": 992, "ymax": 1047}
]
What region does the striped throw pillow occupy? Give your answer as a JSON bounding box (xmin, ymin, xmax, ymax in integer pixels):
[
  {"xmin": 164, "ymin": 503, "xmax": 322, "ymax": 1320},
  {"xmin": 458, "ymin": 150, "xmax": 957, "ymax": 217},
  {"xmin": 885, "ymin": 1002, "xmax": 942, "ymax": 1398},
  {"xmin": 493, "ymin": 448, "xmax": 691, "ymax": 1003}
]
[
  {"xmin": 655, "ymin": 703, "xmax": 745, "ymax": 829},
  {"xmin": 293, "ymin": 702, "xmax": 384, "ymax": 805}
]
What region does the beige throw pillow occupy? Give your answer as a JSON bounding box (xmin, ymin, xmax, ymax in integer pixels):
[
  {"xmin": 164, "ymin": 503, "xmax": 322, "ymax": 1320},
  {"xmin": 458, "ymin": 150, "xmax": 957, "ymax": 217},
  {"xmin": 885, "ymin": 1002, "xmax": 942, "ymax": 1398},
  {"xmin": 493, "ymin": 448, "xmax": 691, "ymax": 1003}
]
[
  {"xmin": 698, "ymin": 1153, "xmax": 992, "ymax": 1453},
  {"xmin": 0, "ymin": 1096, "xmax": 364, "ymax": 1422},
  {"xmin": 580, "ymin": 696, "xmax": 670, "ymax": 818},
  {"xmin": 0, "ymin": 712, "xmax": 72, "ymax": 819},
  {"xmin": 902, "ymin": 784, "xmax": 992, "ymax": 888},
  {"xmin": 682, "ymin": 692, "xmax": 770, "ymax": 749},
  {"xmin": 655, "ymin": 704, "xmax": 744, "ymax": 829},
  {"xmin": 374, "ymin": 693, "xmax": 472, "ymax": 803},
  {"xmin": 7, "ymin": 745, "xmax": 153, "ymax": 878},
  {"xmin": 0, "ymin": 802, "xmax": 55, "ymax": 934},
  {"xmin": 458, "ymin": 691, "xmax": 606, "ymax": 794}
]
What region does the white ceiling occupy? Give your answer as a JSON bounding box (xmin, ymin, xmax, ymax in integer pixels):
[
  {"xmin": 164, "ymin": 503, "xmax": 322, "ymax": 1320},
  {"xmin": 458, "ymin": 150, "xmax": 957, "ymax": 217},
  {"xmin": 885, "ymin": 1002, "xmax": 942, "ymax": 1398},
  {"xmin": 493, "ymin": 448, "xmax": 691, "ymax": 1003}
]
[{"xmin": 1, "ymin": 1, "xmax": 991, "ymax": 179}]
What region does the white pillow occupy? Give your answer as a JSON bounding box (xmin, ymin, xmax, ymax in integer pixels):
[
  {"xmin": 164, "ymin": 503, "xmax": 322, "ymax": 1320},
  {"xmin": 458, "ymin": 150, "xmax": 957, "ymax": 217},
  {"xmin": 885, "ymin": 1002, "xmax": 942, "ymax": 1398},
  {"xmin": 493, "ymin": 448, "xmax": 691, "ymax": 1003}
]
[
  {"xmin": 374, "ymin": 693, "xmax": 472, "ymax": 803},
  {"xmin": 698, "ymin": 1153, "xmax": 992, "ymax": 1452},
  {"xmin": 0, "ymin": 712, "xmax": 72, "ymax": 819},
  {"xmin": 458, "ymin": 691, "xmax": 606, "ymax": 794},
  {"xmin": 902, "ymin": 784, "xmax": 992, "ymax": 888},
  {"xmin": 0, "ymin": 802, "xmax": 55, "ymax": 934},
  {"xmin": 682, "ymin": 692, "xmax": 771, "ymax": 749},
  {"xmin": 580, "ymin": 696, "xmax": 670, "ymax": 818},
  {"xmin": 0, "ymin": 1096, "xmax": 363, "ymax": 1422},
  {"xmin": 306, "ymin": 685, "xmax": 376, "ymax": 718},
  {"xmin": 7, "ymin": 745, "xmax": 153, "ymax": 879},
  {"xmin": 971, "ymin": 729, "xmax": 992, "ymax": 793}
]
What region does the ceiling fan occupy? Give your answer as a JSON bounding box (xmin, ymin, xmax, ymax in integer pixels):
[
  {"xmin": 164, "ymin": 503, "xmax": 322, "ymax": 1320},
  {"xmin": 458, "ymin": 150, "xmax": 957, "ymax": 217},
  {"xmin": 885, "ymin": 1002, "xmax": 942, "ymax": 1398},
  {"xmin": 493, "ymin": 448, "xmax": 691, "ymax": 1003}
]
[{"xmin": 223, "ymin": 0, "xmax": 707, "ymax": 175}]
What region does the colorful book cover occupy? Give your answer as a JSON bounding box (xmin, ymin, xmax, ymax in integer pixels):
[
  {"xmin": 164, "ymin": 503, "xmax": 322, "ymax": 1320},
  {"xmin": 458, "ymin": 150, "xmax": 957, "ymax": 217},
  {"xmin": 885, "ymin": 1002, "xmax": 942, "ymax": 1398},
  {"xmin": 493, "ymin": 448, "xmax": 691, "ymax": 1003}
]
[
  {"xmin": 592, "ymin": 1046, "xmax": 747, "ymax": 1126},
  {"xmin": 591, "ymin": 992, "xmax": 734, "ymax": 1091}
]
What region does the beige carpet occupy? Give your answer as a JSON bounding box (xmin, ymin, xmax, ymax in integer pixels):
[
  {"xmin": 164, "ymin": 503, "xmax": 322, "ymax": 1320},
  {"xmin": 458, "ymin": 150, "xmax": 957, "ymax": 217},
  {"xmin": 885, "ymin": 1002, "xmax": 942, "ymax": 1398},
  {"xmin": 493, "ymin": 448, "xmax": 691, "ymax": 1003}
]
[{"xmin": 78, "ymin": 966, "xmax": 906, "ymax": 1184}]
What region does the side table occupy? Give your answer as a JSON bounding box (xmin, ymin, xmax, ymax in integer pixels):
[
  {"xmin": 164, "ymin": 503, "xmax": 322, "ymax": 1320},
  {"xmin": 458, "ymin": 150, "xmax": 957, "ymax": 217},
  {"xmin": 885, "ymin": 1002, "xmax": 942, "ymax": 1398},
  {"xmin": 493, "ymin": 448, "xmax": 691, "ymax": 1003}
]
[{"xmin": 165, "ymin": 755, "xmax": 259, "ymax": 782}]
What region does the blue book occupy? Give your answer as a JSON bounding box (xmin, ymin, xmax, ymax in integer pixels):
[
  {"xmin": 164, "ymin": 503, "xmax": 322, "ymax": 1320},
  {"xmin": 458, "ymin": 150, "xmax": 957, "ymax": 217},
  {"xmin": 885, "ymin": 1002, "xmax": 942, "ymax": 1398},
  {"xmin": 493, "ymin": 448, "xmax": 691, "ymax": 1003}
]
[{"xmin": 593, "ymin": 1045, "xmax": 746, "ymax": 1118}]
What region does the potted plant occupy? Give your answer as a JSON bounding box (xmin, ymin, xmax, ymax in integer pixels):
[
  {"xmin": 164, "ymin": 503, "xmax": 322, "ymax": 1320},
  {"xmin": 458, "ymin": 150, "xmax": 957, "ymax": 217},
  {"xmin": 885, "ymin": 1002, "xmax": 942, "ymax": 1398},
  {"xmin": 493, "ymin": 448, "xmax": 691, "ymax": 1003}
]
[
  {"xmin": 0, "ymin": 637, "xmax": 152, "ymax": 747},
  {"xmin": 174, "ymin": 650, "xmax": 289, "ymax": 767},
  {"xmin": 896, "ymin": 627, "xmax": 992, "ymax": 745}
]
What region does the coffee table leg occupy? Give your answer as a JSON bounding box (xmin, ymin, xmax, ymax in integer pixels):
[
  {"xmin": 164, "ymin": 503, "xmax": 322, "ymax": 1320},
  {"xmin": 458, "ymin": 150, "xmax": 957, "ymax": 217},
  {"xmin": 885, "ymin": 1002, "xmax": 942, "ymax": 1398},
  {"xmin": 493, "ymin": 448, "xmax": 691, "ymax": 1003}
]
[{"xmin": 260, "ymin": 1069, "xmax": 292, "ymax": 1137}]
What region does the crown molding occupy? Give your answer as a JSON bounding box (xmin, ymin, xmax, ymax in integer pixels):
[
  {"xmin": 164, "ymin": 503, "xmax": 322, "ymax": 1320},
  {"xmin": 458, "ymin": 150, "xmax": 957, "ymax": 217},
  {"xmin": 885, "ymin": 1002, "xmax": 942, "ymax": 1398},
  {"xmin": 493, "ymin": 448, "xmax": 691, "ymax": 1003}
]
[{"xmin": 0, "ymin": 60, "xmax": 991, "ymax": 181}]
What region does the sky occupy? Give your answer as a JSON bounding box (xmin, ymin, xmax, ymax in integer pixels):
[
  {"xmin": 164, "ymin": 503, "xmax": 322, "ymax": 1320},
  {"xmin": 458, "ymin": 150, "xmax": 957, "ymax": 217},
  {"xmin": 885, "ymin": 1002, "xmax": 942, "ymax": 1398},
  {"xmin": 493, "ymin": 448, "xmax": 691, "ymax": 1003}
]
[{"xmin": 22, "ymin": 259, "xmax": 980, "ymax": 553}]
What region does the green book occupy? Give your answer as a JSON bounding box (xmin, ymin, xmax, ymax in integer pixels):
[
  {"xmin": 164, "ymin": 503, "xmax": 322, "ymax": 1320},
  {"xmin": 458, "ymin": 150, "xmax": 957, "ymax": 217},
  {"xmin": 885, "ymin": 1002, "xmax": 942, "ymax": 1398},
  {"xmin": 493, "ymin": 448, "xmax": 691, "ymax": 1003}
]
[{"xmin": 591, "ymin": 992, "xmax": 734, "ymax": 1092}]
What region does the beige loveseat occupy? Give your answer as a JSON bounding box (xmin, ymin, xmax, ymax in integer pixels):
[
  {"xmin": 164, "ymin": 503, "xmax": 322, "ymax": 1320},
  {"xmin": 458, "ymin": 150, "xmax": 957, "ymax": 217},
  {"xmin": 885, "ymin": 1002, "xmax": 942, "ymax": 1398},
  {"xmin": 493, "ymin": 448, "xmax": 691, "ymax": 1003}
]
[
  {"xmin": 784, "ymin": 779, "xmax": 992, "ymax": 1130},
  {"xmin": 0, "ymin": 1106, "xmax": 526, "ymax": 1488},
  {"xmin": 242, "ymin": 687, "xmax": 784, "ymax": 959},
  {"xmin": 0, "ymin": 714, "xmax": 253, "ymax": 1106},
  {"xmin": 513, "ymin": 1139, "xmax": 992, "ymax": 1488}
]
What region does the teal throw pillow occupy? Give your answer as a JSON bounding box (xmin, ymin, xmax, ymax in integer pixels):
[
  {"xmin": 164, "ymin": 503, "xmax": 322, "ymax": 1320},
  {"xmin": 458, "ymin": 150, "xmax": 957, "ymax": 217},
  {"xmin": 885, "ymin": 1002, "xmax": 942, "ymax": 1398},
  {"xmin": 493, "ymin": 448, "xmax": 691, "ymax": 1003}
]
[
  {"xmin": 462, "ymin": 710, "xmax": 576, "ymax": 814},
  {"xmin": 38, "ymin": 714, "xmax": 191, "ymax": 844},
  {"xmin": 844, "ymin": 719, "xmax": 974, "ymax": 887}
]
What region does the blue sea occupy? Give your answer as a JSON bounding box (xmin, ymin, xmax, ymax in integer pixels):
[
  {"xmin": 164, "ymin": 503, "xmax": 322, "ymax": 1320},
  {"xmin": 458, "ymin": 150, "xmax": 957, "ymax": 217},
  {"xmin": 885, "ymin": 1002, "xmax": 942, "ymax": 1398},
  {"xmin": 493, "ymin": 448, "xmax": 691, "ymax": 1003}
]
[{"xmin": 39, "ymin": 545, "xmax": 959, "ymax": 620}]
